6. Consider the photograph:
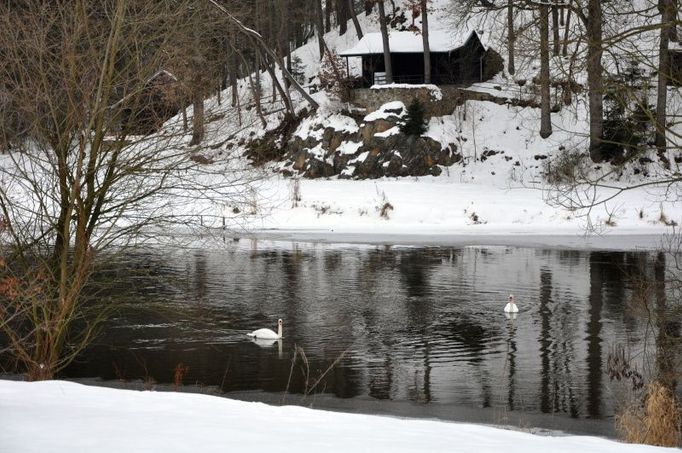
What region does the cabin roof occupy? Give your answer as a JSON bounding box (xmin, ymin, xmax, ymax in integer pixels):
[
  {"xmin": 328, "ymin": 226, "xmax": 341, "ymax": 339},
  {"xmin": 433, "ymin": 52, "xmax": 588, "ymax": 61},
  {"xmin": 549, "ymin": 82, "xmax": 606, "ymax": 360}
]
[{"xmin": 339, "ymin": 30, "xmax": 484, "ymax": 57}]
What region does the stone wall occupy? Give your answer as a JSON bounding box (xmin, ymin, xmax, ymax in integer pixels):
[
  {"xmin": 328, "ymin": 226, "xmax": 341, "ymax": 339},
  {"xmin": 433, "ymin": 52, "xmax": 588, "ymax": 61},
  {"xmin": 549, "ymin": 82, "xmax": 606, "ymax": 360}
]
[
  {"xmin": 350, "ymin": 84, "xmax": 539, "ymax": 118},
  {"xmin": 350, "ymin": 85, "xmax": 454, "ymax": 117}
]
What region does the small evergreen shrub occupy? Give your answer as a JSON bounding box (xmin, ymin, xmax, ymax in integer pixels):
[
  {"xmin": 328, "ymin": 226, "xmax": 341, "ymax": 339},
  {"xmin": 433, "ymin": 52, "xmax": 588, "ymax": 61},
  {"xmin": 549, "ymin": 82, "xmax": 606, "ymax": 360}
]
[
  {"xmin": 399, "ymin": 98, "xmax": 427, "ymax": 136},
  {"xmin": 600, "ymin": 61, "xmax": 653, "ymax": 163},
  {"xmin": 290, "ymin": 55, "xmax": 306, "ymax": 86}
]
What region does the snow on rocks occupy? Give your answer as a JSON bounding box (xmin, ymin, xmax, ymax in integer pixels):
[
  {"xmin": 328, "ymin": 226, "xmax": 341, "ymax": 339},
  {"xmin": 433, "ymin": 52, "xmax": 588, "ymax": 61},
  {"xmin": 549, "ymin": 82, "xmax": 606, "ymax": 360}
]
[
  {"xmin": 278, "ymin": 100, "xmax": 460, "ymax": 179},
  {"xmin": 362, "ymin": 101, "xmax": 406, "ymax": 122},
  {"xmin": 336, "ymin": 140, "xmax": 363, "ymax": 155}
]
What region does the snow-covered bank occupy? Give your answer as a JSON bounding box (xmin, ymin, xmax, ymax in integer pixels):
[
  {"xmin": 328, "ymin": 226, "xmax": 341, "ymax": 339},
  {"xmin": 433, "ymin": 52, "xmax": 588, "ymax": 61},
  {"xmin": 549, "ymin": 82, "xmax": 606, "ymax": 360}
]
[
  {"xmin": 0, "ymin": 380, "xmax": 676, "ymax": 453},
  {"xmin": 238, "ymin": 176, "xmax": 682, "ymax": 251}
]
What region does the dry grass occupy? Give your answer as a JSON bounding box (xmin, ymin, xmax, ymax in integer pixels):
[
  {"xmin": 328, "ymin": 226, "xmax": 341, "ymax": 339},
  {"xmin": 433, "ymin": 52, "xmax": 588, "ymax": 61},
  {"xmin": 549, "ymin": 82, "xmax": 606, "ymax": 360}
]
[
  {"xmin": 282, "ymin": 344, "xmax": 349, "ymax": 404},
  {"xmin": 379, "ymin": 202, "xmax": 394, "ymax": 219},
  {"xmin": 658, "ymin": 208, "xmax": 678, "ymax": 227},
  {"xmin": 290, "ymin": 177, "xmax": 301, "ymax": 208},
  {"xmin": 173, "ymin": 362, "xmax": 189, "ymax": 389},
  {"xmin": 543, "ymin": 150, "xmax": 588, "ymax": 185},
  {"xmin": 605, "ymin": 212, "xmax": 617, "ymax": 227},
  {"xmin": 617, "ymin": 381, "xmax": 682, "ymax": 448},
  {"xmin": 375, "ymin": 190, "xmax": 393, "ymax": 220}
]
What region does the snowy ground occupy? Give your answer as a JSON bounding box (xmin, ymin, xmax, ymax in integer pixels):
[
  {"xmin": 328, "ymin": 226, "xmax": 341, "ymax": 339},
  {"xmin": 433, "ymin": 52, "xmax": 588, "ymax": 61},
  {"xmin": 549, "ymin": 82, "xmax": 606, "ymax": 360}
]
[
  {"xmin": 237, "ymin": 174, "xmax": 682, "ymax": 250},
  {"xmin": 0, "ymin": 380, "xmax": 677, "ymax": 453}
]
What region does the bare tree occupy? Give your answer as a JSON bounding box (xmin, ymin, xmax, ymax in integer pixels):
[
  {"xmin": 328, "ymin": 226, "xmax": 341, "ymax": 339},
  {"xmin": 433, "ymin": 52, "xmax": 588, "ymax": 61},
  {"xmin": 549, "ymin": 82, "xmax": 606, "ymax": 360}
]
[
  {"xmin": 0, "ymin": 0, "xmax": 256, "ymax": 380},
  {"xmin": 421, "ymin": 0, "xmax": 432, "ymax": 84},
  {"xmin": 586, "ymin": 0, "xmax": 604, "ymax": 160},
  {"xmin": 377, "ymin": 0, "xmax": 394, "ymax": 84},
  {"xmin": 551, "ymin": 0, "xmax": 560, "ymax": 56},
  {"xmin": 655, "ymin": 0, "xmax": 675, "ymax": 153},
  {"xmin": 507, "ymin": 0, "xmax": 516, "ymax": 75},
  {"xmin": 349, "ymin": 0, "xmax": 364, "ymax": 40},
  {"xmin": 326, "ymin": 0, "xmax": 333, "ymax": 32},
  {"xmin": 338, "ymin": 0, "xmax": 350, "ymax": 35},
  {"xmin": 539, "ymin": 0, "xmax": 553, "ymax": 138},
  {"xmin": 206, "ymin": 0, "xmax": 320, "ymax": 110},
  {"xmin": 316, "ymin": 0, "xmax": 326, "ymax": 60}
]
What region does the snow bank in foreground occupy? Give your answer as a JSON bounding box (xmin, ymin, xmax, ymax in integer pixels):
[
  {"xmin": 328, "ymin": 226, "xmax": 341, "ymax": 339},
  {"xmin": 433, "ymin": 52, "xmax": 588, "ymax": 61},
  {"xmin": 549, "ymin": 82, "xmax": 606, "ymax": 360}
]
[{"xmin": 0, "ymin": 380, "xmax": 675, "ymax": 453}]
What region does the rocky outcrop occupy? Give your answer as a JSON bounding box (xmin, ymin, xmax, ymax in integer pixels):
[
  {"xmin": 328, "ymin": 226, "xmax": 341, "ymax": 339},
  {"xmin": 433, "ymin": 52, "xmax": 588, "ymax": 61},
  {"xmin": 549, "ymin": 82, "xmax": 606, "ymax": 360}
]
[{"xmin": 278, "ymin": 102, "xmax": 461, "ymax": 179}]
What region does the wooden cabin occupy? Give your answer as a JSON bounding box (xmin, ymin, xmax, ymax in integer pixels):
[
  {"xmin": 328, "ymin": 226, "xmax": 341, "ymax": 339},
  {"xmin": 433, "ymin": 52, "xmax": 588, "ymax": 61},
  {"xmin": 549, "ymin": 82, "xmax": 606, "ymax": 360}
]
[{"xmin": 339, "ymin": 30, "xmax": 500, "ymax": 87}]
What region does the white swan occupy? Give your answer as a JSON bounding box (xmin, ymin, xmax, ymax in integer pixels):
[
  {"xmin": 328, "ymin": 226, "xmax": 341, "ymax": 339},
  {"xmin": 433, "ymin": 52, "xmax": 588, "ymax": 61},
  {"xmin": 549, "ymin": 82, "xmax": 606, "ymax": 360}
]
[
  {"xmin": 504, "ymin": 295, "xmax": 519, "ymax": 313},
  {"xmin": 247, "ymin": 319, "xmax": 283, "ymax": 340}
]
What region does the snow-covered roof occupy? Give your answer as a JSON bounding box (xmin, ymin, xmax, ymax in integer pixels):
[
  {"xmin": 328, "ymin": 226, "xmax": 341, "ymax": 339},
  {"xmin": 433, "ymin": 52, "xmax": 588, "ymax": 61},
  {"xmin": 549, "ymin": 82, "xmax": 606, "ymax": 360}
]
[{"xmin": 339, "ymin": 30, "xmax": 482, "ymax": 57}]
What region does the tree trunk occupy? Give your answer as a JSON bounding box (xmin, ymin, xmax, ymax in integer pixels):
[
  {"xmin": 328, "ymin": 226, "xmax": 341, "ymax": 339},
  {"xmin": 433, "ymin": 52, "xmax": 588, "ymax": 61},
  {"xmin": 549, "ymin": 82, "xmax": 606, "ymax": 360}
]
[
  {"xmin": 349, "ymin": 0, "xmax": 364, "ymax": 40},
  {"xmin": 338, "ymin": 0, "xmax": 349, "ymax": 35},
  {"xmin": 263, "ymin": 52, "xmax": 293, "ymax": 114},
  {"xmin": 378, "ymin": 0, "xmax": 393, "ymax": 84},
  {"xmin": 671, "ymin": 1, "xmax": 678, "ymax": 42},
  {"xmin": 539, "ymin": 2, "xmax": 553, "ymax": 138},
  {"xmin": 325, "ymin": 0, "xmax": 332, "ymax": 33},
  {"xmin": 190, "ymin": 93, "xmax": 204, "ymax": 146},
  {"xmin": 655, "ymin": 0, "xmax": 673, "ymax": 155},
  {"xmin": 421, "ymin": 0, "xmax": 430, "ymax": 84},
  {"xmin": 587, "ymin": 0, "xmax": 604, "ymax": 160},
  {"xmin": 365, "ymin": 0, "xmax": 373, "ymax": 15},
  {"xmin": 254, "ymin": 52, "xmax": 262, "ymax": 102},
  {"xmin": 282, "ymin": 0, "xmax": 291, "ymax": 90},
  {"xmin": 316, "ymin": 0, "xmax": 325, "ymax": 60},
  {"xmin": 552, "ymin": 2, "xmax": 560, "ymax": 56},
  {"xmin": 229, "ymin": 38, "xmax": 238, "ymax": 107},
  {"xmin": 562, "ymin": 2, "xmax": 572, "ymax": 57},
  {"xmin": 560, "ymin": 2, "xmax": 565, "ymax": 26},
  {"xmin": 507, "ymin": 0, "xmax": 515, "ymax": 75},
  {"xmin": 245, "ymin": 62, "xmax": 267, "ymax": 128}
]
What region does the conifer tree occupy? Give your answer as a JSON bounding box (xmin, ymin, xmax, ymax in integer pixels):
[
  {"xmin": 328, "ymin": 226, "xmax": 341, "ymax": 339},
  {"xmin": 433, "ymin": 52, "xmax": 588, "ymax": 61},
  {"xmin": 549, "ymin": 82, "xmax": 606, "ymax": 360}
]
[{"xmin": 400, "ymin": 99, "xmax": 428, "ymax": 136}]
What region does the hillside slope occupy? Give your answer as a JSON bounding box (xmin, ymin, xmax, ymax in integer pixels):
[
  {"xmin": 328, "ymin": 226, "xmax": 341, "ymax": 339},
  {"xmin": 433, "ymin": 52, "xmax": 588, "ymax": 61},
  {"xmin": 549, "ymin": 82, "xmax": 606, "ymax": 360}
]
[{"xmin": 170, "ymin": 0, "xmax": 682, "ymax": 246}]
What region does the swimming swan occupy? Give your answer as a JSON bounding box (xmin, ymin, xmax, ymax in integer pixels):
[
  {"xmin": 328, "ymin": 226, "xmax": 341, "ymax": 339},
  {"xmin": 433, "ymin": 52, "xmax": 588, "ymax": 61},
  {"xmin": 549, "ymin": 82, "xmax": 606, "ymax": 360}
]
[
  {"xmin": 247, "ymin": 319, "xmax": 283, "ymax": 340},
  {"xmin": 504, "ymin": 295, "xmax": 519, "ymax": 313}
]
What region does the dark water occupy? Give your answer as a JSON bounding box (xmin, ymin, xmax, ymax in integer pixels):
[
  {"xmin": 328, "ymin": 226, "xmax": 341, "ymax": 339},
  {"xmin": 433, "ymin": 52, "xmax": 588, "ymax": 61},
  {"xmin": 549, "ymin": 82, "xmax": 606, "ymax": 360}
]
[{"xmin": 64, "ymin": 241, "xmax": 677, "ymax": 435}]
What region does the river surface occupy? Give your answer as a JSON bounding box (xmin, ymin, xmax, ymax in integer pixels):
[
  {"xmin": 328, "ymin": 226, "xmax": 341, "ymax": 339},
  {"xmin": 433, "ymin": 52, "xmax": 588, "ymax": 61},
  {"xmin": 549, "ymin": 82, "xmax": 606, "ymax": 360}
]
[{"xmin": 64, "ymin": 240, "xmax": 678, "ymax": 437}]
